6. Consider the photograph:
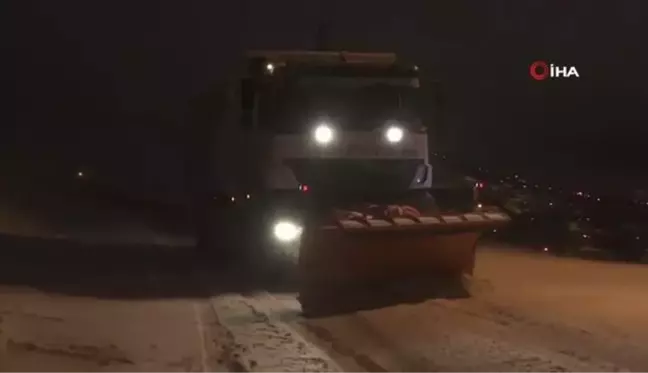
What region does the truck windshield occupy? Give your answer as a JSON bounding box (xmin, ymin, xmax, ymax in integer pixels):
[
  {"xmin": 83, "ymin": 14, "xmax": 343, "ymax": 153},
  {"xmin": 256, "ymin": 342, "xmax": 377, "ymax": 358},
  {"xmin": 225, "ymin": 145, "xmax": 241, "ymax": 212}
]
[{"xmin": 259, "ymin": 75, "xmax": 421, "ymax": 132}]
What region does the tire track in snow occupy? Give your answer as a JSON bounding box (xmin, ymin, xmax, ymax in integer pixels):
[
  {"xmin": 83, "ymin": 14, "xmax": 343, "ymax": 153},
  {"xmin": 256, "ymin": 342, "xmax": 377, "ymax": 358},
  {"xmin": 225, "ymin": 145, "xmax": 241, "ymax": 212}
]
[{"xmin": 208, "ymin": 292, "xmax": 341, "ymax": 372}]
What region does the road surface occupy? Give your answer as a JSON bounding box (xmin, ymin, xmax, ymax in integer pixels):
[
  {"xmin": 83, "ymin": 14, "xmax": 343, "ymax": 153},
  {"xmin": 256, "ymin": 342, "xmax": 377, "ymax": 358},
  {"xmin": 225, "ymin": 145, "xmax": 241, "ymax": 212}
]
[{"xmin": 2, "ymin": 246, "xmax": 648, "ymax": 372}]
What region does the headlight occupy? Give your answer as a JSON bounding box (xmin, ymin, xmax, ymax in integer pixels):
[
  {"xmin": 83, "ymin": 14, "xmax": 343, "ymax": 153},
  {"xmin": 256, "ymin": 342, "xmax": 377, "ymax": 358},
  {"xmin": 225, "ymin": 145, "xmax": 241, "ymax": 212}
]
[
  {"xmin": 272, "ymin": 220, "xmax": 303, "ymax": 243},
  {"xmin": 313, "ymin": 123, "xmax": 335, "ymax": 145},
  {"xmin": 384, "ymin": 125, "xmax": 404, "ymax": 144}
]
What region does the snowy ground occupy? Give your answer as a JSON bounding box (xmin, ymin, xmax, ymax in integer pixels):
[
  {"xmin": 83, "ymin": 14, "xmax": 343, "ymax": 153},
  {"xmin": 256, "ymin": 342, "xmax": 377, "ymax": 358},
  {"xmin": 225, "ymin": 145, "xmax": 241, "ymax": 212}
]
[
  {"xmin": 2, "ymin": 246, "xmax": 648, "ymax": 372},
  {"xmin": 293, "ymin": 248, "xmax": 648, "ymax": 372}
]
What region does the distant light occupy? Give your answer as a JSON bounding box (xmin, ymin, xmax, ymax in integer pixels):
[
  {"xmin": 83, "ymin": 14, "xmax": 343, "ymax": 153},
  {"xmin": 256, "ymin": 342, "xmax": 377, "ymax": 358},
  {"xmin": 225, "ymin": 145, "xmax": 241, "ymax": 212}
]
[
  {"xmin": 514, "ymin": 174, "xmax": 519, "ymax": 179},
  {"xmin": 77, "ymin": 171, "xmax": 84, "ymax": 178},
  {"xmin": 477, "ymin": 203, "xmax": 483, "ymax": 209},
  {"xmin": 549, "ymin": 202, "xmax": 553, "ymax": 206},
  {"xmin": 582, "ymin": 234, "xmax": 589, "ymax": 239},
  {"xmin": 266, "ymin": 63, "xmax": 274, "ymax": 73},
  {"xmin": 231, "ymin": 196, "xmax": 236, "ymax": 202},
  {"xmin": 576, "ymin": 192, "xmax": 583, "ymax": 196},
  {"xmin": 300, "ymin": 184, "xmax": 310, "ymax": 192},
  {"xmin": 596, "ymin": 197, "xmax": 601, "ymax": 202},
  {"xmin": 543, "ymin": 247, "xmax": 549, "ymax": 252},
  {"xmin": 548, "ymin": 186, "xmax": 552, "ymax": 191},
  {"xmin": 636, "ymin": 236, "xmax": 640, "ymax": 240},
  {"xmin": 492, "ymin": 229, "xmax": 497, "ymax": 233},
  {"xmin": 246, "ymin": 194, "xmax": 250, "ymax": 199},
  {"xmin": 413, "ymin": 65, "xmax": 419, "ymax": 71}
]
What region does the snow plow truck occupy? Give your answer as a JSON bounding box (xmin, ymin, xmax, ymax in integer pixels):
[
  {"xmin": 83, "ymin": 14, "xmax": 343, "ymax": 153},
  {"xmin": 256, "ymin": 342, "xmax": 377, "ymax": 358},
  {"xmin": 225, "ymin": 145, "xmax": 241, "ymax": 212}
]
[{"xmin": 201, "ymin": 50, "xmax": 509, "ymax": 314}]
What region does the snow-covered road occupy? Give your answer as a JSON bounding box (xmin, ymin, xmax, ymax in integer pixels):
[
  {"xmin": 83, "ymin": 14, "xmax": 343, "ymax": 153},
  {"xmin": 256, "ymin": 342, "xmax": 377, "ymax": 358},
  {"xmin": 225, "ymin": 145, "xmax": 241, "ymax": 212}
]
[
  {"xmin": 2, "ymin": 246, "xmax": 647, "ymax": 371},
  {"xmin": 212, "ymin": 247, "xmax": 648, "ymax": 372}
]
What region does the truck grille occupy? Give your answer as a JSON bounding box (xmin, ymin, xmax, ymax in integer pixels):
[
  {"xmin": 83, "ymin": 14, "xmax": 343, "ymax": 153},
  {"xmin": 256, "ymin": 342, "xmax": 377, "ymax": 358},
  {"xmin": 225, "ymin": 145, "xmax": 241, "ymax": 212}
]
[{"xmin": 284, "ymin": 158, "xmax": 423, "ymax": 192}]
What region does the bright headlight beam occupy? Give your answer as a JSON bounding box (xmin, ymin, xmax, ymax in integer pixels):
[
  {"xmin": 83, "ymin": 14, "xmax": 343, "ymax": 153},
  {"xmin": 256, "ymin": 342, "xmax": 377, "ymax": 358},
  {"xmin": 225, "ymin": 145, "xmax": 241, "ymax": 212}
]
[
  {"xmin": 385, "ymin": 125, "xmax": 404, "ymax": 143},
  {"xmin": 313, "ymin": 124, "xmax": 334, "ymax": 145},
  {"xmin": 273, "ymin": 221, "xmax": 303, "ymax": 243}
]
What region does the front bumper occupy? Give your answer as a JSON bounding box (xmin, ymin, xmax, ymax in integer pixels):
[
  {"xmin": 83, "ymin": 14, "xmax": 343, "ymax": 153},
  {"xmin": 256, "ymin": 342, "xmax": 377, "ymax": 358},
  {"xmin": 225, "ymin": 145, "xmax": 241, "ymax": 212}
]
[{"xmin": 284, "ymin": 158, "xmax": 432, "ymax": 192}]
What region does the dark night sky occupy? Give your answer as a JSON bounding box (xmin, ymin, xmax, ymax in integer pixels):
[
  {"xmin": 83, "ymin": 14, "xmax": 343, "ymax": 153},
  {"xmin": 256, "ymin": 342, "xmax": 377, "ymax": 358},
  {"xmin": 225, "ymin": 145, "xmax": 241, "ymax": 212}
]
[{"xmin": 5, "ymin": 1, "xmax": 648, "ymax": 198}]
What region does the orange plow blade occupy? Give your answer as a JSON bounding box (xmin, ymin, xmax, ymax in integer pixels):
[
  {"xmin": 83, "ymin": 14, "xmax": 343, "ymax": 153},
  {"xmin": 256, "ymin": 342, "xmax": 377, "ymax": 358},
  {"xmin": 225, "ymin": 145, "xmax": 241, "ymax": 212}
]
[{"xmin": 298, "ymin": 211, "xmax": 509, "ymax": 315}]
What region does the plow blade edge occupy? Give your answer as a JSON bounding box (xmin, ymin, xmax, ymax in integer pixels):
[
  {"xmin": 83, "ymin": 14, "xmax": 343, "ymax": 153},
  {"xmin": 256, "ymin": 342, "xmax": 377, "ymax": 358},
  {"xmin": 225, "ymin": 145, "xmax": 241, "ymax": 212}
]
[{"xmin": 298, "ymin": 211, "xmax": 509, "ymax": 315}]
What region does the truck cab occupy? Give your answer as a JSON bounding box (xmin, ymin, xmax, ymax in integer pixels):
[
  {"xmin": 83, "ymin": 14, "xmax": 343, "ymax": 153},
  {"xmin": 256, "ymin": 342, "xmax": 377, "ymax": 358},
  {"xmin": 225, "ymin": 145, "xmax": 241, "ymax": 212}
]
[{"xmin": 236, "ymin": 50, "xmax": 432, "ymax": 197}]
